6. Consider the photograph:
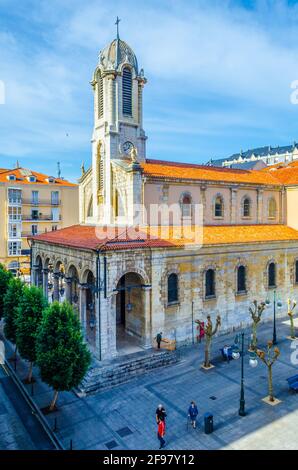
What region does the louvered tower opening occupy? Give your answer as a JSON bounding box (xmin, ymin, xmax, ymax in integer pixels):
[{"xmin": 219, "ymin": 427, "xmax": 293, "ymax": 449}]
[
  {"xmin": 98, "ymin": 73, "xmax": 104, "ymax": 118},
  {"xmin": 122, "ymin": 67, "xmax": 132, "ymax": 116}
]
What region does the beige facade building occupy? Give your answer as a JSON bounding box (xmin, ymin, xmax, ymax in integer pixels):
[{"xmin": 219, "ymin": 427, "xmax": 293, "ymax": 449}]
[
  {"xmin": 30, "ymin": 33, "xmax": 298, "ymax": 362},
  {"xmin": 0, "ymin": 167, "xmax": 78, "ymax": 275}
]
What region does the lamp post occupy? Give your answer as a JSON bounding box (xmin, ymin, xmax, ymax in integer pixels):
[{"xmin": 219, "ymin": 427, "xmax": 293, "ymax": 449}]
[
  {"xmin": 233, "ymin": 332, "xmax": 258, "ymax": 417},
  {"xmin": 265, "ymin": 291, "xmax": 282, "ymax": 346}
]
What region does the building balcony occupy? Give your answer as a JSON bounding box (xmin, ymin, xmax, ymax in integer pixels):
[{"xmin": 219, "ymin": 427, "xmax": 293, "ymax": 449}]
[
  {"xmin": 22, "ymin": 214, "xmax": 61, "ymax": 221},
  {"xmin": 21, "ymin": 231, "xmax": 41, "ymax": 237},
  {"xmin": 22, "ymin": 199, "xmax": 61, "ymax": 206}
]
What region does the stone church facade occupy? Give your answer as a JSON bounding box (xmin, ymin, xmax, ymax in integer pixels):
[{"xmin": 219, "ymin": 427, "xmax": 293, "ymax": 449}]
[{"xmin": 30, "ymin": 33, "xmax": 298, "ymax": 361}]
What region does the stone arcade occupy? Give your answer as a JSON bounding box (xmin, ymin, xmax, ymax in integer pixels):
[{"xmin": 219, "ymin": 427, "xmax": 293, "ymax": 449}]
[{"xmin": 30, "ymin": 29, "xmax": 298, "ymax": 362}]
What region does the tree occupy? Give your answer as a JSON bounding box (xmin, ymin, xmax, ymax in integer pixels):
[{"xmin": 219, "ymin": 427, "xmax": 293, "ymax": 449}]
[
  {"xmin": 16, "ymin": 285, "xmax": 48, "ymax": 383},
  {"xmin": 195, "ymin": 314, "xmax": 221, "ymax": 368},
  {"xmin": 36, "ymin": 301, "xmax": 91, "ymax": 411},
  {"xmin": 256, "ymin": 341, "xmax": 280, "ymax": 402},
  {"xmin": 287, "ymin": 299, "xmax": 297, "ymax": 340},
  {"xmin": 249, "ymin": 300, "xmax": 266, "ymax": 350},
  {"xmin": 0, "ymin": 264, "xmax": 13, "ymax": 320},
  {"xmin": 3, "ymin": 277, "xmax": 25, "ymax": 354}
]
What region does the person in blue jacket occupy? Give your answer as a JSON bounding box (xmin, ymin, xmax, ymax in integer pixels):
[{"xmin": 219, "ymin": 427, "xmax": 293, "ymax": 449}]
[{"xmin": 188, "ymin": 401, "xmax": 199, "ymax": 429}]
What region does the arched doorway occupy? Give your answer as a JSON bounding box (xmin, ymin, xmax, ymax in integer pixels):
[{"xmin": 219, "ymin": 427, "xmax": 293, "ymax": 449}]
[
  {"xmin": 85, "ymin": 270, "xmax": 96, "ymax": 349},
  {"xmin": 34, "ymin": 255, "xmax": 43, "ymax": 288},
  {"xmin": 116, "ymin": 272, "xmax": 145, "ymax": 354}
]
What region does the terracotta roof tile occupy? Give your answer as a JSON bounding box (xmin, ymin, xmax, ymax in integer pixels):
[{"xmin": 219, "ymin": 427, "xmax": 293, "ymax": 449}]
[
  {"xmin": 262, "ymin": 161, "xmax": 298, "ymax": 185},
  {"xmin": 141, "ymin": 159, "xmax": 281, "ymax": 186},
  {"xmin": 0, "ymin": 167, "xmax": 76, "ymax": 186},
  {"xmin": 31, "ymin": 224, "xmax": 298, "ymax": 251}
]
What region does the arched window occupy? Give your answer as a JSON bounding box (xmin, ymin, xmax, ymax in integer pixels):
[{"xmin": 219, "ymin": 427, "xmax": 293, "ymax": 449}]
[
  {"xmin": 268, "ymin": 262, "xmax": 276, "ymax": 288},
  {"xmin": 122, "ymin": 67, "xmax": 132, "ymax": 116},
  {"xmin": 205, "ymin": 269, "xmax": 215, "ymax": 298},
  {"xmin": 237, "ymin": 265, "xmax": 246, "ymax": 293},
  {"xmin": 98, "ymin": 72, "xmax": 104, "ymax": 118},
  {"xmin": 268, "ymin": 198, "xmax": 277, "ymax": 218},
  {"xmin": 214, "ymin": 195, "xmax": 224, "ymax": 217},
  {"xmin": 242, "ymin": 197, "xmax": 251, "ymax": 217},
  {"xmin": 87, "ymin": 196, "xmax": 93, "ymax": 217},
  {"xmin": 168, "ymin": 273, "xmax": 178, "ymax": 304},
  {"xmin": 181, "ymin": 193, "xmax": 192, "ymax": 217},
  {"xmin": 295, "ymin": 260, "xmax": 298, "ymax": 284}
]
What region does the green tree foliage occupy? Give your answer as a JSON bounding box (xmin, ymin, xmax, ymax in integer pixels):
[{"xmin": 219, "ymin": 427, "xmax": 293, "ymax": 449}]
[
  {"xmin": 0, "ymin": 264, "xmax": 13, "ymax": 320},
  {"xmin": 36, "ymin": 301, "xmax": 91, "ymax": 411},
  {"xmin": 3, "ymin": 277, "xmax": 25, "ymax": 345},
  {"xmin": 16, "ymin": 285, "xmax": 48, "ymax": 382}
]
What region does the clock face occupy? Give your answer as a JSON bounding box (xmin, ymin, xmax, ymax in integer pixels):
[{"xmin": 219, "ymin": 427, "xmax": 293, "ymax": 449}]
[{"xmin": 122, "ymin": 141, "xmax": 134, "ymax": 155}]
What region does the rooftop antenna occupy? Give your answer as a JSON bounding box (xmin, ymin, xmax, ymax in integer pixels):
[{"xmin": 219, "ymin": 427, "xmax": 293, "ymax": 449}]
[
  {"xmin": 57, "ymin": 161, "xmax": 61, "ymax": 179},
  {"xmin": 16, "ymin": 160, "xmax": 20, "ymax": 169}
]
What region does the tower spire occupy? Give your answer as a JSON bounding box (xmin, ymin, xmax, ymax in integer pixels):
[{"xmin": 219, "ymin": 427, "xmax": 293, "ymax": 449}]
[{"xmin": 115, "ymin": 16, "xmax": 121, "ymax": 40}]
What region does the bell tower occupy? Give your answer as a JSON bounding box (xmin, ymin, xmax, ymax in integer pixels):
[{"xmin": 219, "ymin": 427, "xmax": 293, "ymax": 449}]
[{"xmin": 90, "ymin": 19, "xmax": 147, "ymax": 224}]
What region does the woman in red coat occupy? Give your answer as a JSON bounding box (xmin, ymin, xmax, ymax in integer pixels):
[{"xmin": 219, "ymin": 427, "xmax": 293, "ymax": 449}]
[{"xmin": 157, "ymin": 419, "xmax": 166, "ymax": 449}]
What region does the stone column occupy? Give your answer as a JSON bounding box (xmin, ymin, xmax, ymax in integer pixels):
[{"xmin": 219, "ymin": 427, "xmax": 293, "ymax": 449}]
[
  {"xmin": 107, "ymin": 74, "xmax": 115, "ymax": 127},
  {"xmin": 78, "ymin": 283, "xmax": 87, "ymax": 338},
  {"xmin": 280, "ymin": 189, "xmax": 286, "ymax": 224},
  {"xmin": 142, "ymin": 285, "xmax": 152, "ymax": 349},
  {"xmin": 257, "ymin": 189, "xmax": 263, "ymax": 223},
  {"xmin": 53, "ymin": 272, "xmax": 60, "ymax": 302},
  {"xmin": 102, "ymin": 291, "xmax": 118, "ymax": 360},
  {"xmin": 31, "ymin": 265, "xmax": 39, "ymax": 286},
  {"xmin": 65, "ymin": 277, "xmax": 73, "ymax": 304},
  {"xmin": 200, "ymin": 185, "xmax": 207, "ymax": 224},
  {"xmin": 42, "ymin": 268, "xmax": 49, "ymax": 300},
  {"xmin": 230, "ymin": 187, "xmax": 238, "ymax": 224}
]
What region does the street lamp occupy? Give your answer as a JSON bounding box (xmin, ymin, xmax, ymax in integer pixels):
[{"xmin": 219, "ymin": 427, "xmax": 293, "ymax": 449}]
[
  {"xmin": 233, "ymin": 332, "xmax": 258, "ymax": 417},
  {"xmin": 265, "ymin": 291, "xmax": 282, "ymax": 345}
]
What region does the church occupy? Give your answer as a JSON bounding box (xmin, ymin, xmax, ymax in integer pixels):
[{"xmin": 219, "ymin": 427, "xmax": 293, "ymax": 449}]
[{"xmin": 30, "ymin": 28, "xmax": 298, "ymax": 362}]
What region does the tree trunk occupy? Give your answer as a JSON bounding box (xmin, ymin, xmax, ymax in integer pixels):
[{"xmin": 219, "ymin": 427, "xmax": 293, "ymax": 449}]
[
  {"xmin": 204, "ymin": 336, "xmax": 211, "ymax": 367},
  {"xmin": 268, "ymin": 365, "xmax": 274, "ymax": 402},
  {"xmin": 27, "ymin": 362, "xmax": 33, "ymax": 383},
  {"xmin": 49, "ymin": 390, "xmax": 59, "ymax": 411},
  {"xmin": 252, "ymin": 322, "xmax": 257, "ymax": 349},
  {"xmin": 13, "ymin": 345, "xmax": 17, "ymax": 360},
  {"xmin": 290, "ymin": 315, "xmax": 295, "ymax": 339}
]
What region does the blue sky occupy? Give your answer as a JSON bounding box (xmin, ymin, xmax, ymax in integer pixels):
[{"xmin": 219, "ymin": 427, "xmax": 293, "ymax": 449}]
[{"xmin": 1, "ymin": 0, "xmax": 298, "ymax": 181}]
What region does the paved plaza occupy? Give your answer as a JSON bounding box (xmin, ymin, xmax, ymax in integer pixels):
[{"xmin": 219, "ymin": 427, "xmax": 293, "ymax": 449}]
[{"xmin": 2, "ymin": 317, "xmax": 298, "ymax": 450}]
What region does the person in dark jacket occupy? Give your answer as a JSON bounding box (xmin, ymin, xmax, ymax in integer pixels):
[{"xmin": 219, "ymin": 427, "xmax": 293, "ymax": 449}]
[
  {"xmin": 156, "ymin": 332, "xmax": 163, "ymax": 349},
  {"xmin": 188, "ymin": 401, "xmax": 198, "ymax": 429},
  {"xmin": 156, "ymin": 404, "xmax": 167, "ymax": 423}
]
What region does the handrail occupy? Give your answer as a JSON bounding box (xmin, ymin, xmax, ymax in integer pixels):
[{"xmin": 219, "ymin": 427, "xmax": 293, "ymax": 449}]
[{"xmin": 4, "ymin": 359, "xmax": 64, "ymax": 450}]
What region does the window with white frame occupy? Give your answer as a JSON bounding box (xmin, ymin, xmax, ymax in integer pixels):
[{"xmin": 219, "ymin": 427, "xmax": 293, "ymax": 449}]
[
  {"xmin": 8, "ymin": 241, "xmax": 21, "ymax": 256},
  {"xmin": 8, "ymin": 188, "xmax": 22, "ymax": 204},
  {"xmin": 8, "ymin": 206, "xmax": 22, "ymax": 221}
]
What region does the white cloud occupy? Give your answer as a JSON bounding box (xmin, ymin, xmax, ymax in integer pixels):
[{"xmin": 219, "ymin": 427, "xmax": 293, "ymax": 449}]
[{"xmin": 1, "ymin": 0, "xmax": 298, "ymax": 179}]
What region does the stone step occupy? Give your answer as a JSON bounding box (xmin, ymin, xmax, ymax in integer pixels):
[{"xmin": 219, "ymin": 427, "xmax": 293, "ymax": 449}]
[{"xmin": 77, "ymin": 349, "xmax": 179, "ymax": 395}]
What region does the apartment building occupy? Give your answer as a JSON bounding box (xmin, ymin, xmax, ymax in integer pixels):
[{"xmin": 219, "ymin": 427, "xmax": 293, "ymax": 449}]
[{"xmin": 0, "ymin": 167, "xmax": 78, "ymax": 276}]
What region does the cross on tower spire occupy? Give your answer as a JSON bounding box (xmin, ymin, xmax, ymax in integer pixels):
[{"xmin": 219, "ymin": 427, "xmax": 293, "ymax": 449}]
[{"xmin": 115, "ymin": 16, "xmax": 121, "ymax": 40}]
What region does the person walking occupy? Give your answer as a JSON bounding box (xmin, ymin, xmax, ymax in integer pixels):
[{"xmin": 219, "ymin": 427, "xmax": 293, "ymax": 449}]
[
  {"xmin": 156, "ymin": 404, "xmax": 167, "ymax": 423},
  {"xmin": 188, "ymin": 401, "xmax": 198, "ymax": 429},
  {"xmin": 156, "ymin": 332, "xmax": 163, "ymax": 349},
  {"xmin": 157, "ymin": 418, "xmax": 166, "ymax": 449}
]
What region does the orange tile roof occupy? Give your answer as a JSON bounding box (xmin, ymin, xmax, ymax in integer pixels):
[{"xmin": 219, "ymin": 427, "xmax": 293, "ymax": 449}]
[
  {"xmin": 261, "ymin": 160, "xmax": 298, "ymax": 185},
  {"xmin": 0, "ymin": 168, "xmax": 77, "ymax": 186},
  {"xmin": 141, "ymin": 159, "xmax": 281, "ymax": 186},
  {"xmin": 30, "ymin": 224, "xmax": 298, "ymax": 251}
]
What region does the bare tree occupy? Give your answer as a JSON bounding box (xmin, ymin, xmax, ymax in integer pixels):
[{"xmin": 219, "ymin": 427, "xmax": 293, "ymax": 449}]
[
  {"xmin": 195, "ymin": 315, "xmax": 221, "ymax": 368},
  {"xmin": 287, "ymin": 299, "xmax": 297, "ymax": 340},
  {"xmin": 249, "ymin": 300, "xmax": 266, "ymax": 350},
  {"xmin": 256, "ymin": 341, "xmax": 280, "ymax": 402}
]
